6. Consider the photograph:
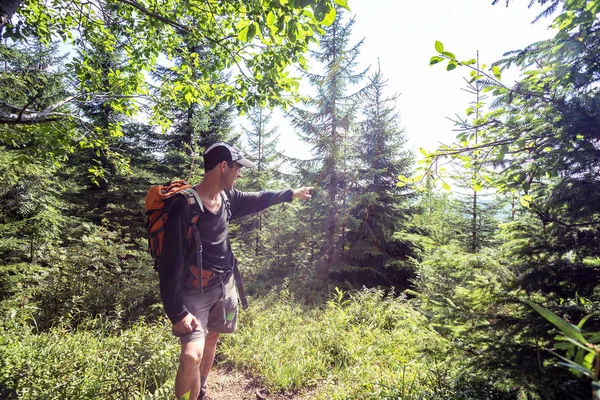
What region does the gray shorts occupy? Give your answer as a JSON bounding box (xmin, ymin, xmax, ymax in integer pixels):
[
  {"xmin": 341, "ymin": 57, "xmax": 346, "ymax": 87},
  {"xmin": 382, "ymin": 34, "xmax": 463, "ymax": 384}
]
[{"xmin": 178, "ymin": 273, "xmax": 239, "ymax": 343}]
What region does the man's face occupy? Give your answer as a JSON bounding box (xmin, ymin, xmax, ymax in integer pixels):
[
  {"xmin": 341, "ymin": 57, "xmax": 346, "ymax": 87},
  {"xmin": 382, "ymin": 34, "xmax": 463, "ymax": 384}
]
[{"xmin": 223, "ymin": 162, "xmax": 243, "ymax": 189}]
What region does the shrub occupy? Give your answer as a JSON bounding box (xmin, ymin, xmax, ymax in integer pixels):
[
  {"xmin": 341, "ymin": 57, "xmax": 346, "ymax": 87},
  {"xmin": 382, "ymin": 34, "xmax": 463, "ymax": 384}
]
[
  {"xmin": 0, "ymin": 315, "xmax": 178, "ymax": 399},
  {"xmin": 219, "ymin": 286, "xmax": 458, "ymax": 399}
]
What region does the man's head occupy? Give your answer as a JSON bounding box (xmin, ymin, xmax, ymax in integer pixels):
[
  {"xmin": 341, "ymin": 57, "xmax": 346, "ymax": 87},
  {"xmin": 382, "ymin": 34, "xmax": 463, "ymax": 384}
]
[
  {"xmin": 203, "ymin": 142, "xmax": 255, "ymax": 190},
  {"xmin": 203, "ymin": 142, "xmax": 256, "ymax": 172}
]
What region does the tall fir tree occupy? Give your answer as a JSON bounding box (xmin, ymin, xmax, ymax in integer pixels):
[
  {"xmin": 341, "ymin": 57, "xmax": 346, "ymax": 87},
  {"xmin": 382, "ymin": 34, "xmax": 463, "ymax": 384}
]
[
  {"xmin": 236, "ymin": 108, "xmax": 283, "ymax": 256},
  {"xmin": 448, "ymin": 53, "xmax": 504, "ymax": 253},
  {"xmin": 0, "ymin": 40, "xmax": 70, "ymax": 275},
  {"xmin": 288, "ymin": 8, "xmax": 367, "ymax": 279},
  {"xmin": 152, "ymin": 42, "xmax": 237, "ymax": 181},
  {"xmin": 341, "ymin": 66, "xmax": 416, "ymax": 288}
]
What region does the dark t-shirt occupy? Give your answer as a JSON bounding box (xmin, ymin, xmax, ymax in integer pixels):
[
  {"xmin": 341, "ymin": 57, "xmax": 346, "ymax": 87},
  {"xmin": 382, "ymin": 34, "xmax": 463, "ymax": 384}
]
[{"xmin": 158, "ymin": 187, "xmax": 294, "ymax": 324}]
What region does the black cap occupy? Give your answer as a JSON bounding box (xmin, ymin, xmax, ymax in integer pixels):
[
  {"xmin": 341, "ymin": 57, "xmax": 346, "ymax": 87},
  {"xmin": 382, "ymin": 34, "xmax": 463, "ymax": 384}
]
[{"xmin": 204, "ymin": 142, "xmax": 256, "ymax": 171}]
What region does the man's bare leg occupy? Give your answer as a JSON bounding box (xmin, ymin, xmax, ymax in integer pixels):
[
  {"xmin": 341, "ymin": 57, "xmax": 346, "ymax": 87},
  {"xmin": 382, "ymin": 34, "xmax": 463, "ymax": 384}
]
[
  {"xmin": 175, "ymin": 339, "xmax": 205, "ymax": 400},
  {"xmin": 199, "ymin": 331, "xmax": 220, "ymax": 385}
]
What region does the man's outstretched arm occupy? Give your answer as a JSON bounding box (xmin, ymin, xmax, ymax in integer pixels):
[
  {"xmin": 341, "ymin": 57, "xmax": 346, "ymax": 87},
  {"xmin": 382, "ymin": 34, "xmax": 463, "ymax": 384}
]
[{"xmin": 227, "ymin": 186, "xmax": 314, "ymax": 220}]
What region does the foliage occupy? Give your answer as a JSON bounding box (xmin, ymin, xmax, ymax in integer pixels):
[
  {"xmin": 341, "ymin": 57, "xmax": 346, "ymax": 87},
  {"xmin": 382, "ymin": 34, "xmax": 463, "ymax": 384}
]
[
  {"xmin": 4, "ymin": 0, "xmax": 348, "ymax": 123},
  {"xmin": 0, "ymin": 316, "xmax": 178, "ymax": 399},
  {"xmin": 414, "ymin": 242, "xmax": 596, "ymax": 398},
  {"xmin": 288, "ymin": 7, "xmax": 368, "ymax": 276},
  {"xmin": 0, "ymin": 41, "xmax": 75, "ymax": 164},
  {"xmin": 339, "ymin": 65, "xmax": 418, "ymax": 289},
  {"xmin": 233, "ymin": 107, "xmax": 284, "ymax": 259},
  {"xmin": 524, "ymin": 299, "xmax": 599, "ymax": 388},
  {"xmin": 29, "ymin": 223, "xmax": 161, "ymax": 330},
  {"xmin": 219, "ymin": 286, "xmax": 519, "ymax": 399},
  {"xmin": 395, "ymin": 2, "xmax": 600, "ymax": 395}
]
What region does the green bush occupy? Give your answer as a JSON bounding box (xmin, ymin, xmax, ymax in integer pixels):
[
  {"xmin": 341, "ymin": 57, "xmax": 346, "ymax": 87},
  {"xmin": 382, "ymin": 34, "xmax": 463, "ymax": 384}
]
[
  {"xmin": 219, "ymin": 286, "xmax": 464, "ymax": 399},
  {"xmin": 0, "ymin": 315, "xmax": 178, "ymax": 399},
  {"xmin": 30, "ymin": 223, "xmax": 162, "ymax": 330}
]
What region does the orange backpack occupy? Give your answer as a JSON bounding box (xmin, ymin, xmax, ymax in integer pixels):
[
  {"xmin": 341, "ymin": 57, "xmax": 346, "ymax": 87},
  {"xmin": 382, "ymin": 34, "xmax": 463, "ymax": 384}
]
[
  {"xmin": 145, "ymin": 181, "xmax": 248, "ymax": 306},
  {"xmin": 145, "ymin": 180, "xmax": 203, "ymax": 270}
]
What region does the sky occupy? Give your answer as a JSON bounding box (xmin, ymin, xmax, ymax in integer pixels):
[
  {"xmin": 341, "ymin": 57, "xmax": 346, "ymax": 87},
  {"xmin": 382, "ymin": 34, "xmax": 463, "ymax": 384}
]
[{"xmin": 260, "ymin": 0, "xmax": 558, "ymax": 160}]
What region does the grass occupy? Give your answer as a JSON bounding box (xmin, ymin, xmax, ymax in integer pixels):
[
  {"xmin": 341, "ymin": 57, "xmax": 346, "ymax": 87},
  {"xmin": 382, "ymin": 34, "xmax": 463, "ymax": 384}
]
[
  {"xmin": 0, "ymin": 315, "xmax": 179, "ymax": 399},
  {"xmin": 219, "ymin": 287, "xmax": 452, "ymax": 399},
  {"xmin": 1, "ymin": 287, "xmax": 477, "ymax": 399}
]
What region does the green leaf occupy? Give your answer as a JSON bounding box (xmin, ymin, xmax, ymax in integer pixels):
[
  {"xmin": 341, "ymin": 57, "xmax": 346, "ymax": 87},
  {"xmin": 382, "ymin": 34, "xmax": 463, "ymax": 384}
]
[
  {"xmin": 334, "ymin": 0, "xmax": 351, "ymax": 10},
  {"xmin": 442, "ymin": 181, "xmax": 451, "ymax": 191},
  {"xmin": 555, "ymin": 336, "xmax": 594, "ymax": 353},
  {"xmin": 321, "ymin": 5, "xmax": 337, "ymax": 26},
  {"xmin": 266, "ymin": 11, "xmax": 276, "ymax": 27},
  {"xmin": 578, "ymin": 312, "xmax": 600, "ymax": 330},
  {"xmin": 492, "ymin": 65, "xmax": 502, "ymax": 80},
  {"xmin": 247, "ymin": 23, "xmax": 257, "ymax": 41},
  {"xmin": 238, "ymin": 26, "xmax": 249, "ymax": 42},
  {"xmin": 294, "ymin": 0, "xmax": 312, "ymax": 8},
  {"xmin": 429, "ymin": 56, "xmax": 443, "ymax": 65},
  {"xmin": 419, "ymin": 147, "xmax": 428, "ymax": 156},
  {"xmin": 286, "ymin": 21, "xmax": 299, "ymax": 43},
  {"xmin": 441, "ymin": 51, "xmax": 456, "ymax": 59},
  {"xmin": 587, "ymin": 332, "xmax": 600, "ymax": 343},
  {"xmin": 519, "ymin": 197, "xmax": 531, "ymax": 208},
  {"xmin": 446, "ymin": 62, "xmax": 457, "ymax": 71},
  {"xmin": 523, "ymin": 299, "xmax": 587, "ymax": 344},
  {"xmin": 434, "ymin": 40, "xmax": 444, "ymax": 53},
  {"xmin": 583, "ymin": 350, "xmax": 595, "ymax": 369},
  {"xmin": 445, "ymin": 298, "xmax": 457, "ymax": 308},
  {"xmin": 314, "ymin": 1, "xmax": 327, "ymax": 21}
]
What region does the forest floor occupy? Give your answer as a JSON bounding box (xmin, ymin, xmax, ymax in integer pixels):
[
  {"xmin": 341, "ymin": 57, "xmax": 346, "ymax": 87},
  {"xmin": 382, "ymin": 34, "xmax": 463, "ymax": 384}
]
[{"xmin": 204, "ymin": 366, "xmax": 316, "ymax": 400}]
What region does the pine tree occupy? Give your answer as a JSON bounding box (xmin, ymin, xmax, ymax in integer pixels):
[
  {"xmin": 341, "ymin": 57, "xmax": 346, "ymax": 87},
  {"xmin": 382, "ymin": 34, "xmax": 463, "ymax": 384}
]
[
  {"xmin": 341, "ymin": 65, "xmax": 416, "ymax": 288},
  {"xmin": 152, "ymin": 42, "xmax": 237, "ymax": 181},
  {"xmin": 0, "ymin": 40, "xmax": 70, "ymax": 268},
  {"xmin": 288, "ymin": 8, "xmax": 367, "ymax": 279},
  {"xmin": 237, "ymin": 108, "xmax": 282, "ymax": 256},
  {"xmin": 448, "ymin": 53, "xmax": 504, "ymax": 253}
]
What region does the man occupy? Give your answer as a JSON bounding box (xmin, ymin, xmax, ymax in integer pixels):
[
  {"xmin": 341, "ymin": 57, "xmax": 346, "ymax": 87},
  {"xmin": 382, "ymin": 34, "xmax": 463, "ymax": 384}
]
[{"xmin": 158, "ymin": 142, "xmax": 312, "ymax": 400}]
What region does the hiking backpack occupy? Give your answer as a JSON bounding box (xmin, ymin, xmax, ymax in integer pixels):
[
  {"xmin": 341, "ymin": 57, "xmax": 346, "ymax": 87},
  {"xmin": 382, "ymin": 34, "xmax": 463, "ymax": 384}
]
[
  {"xmin": 144, "ymin": 181, "xmax": 246, "ymax": 307},
  {"xmin": 145, "ymin": 180, "xmax": 204, "ymax": 271}
]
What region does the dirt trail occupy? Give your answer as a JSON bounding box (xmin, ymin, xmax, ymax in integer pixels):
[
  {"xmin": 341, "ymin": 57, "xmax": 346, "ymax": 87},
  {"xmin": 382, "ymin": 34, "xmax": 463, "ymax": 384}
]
[{"xmin": 204, "ymin": 367, "xmax": 315, "ymax": 400}]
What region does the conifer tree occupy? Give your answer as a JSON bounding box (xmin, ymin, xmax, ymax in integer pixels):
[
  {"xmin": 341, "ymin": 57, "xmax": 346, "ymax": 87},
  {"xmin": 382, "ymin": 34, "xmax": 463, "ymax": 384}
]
[
  {"xmin": 237, "ymin": 108, "xmax": 282, "ymax": 256},
  {"xmin": 448, "ymin": 53, "xmax": 504, "ymax": 253},
  {"xmin": 288, "ymin": 8, "xmax": 367, "ymax": 278},
  {"xmin": 0, "ymin": 40, "xmax": 70, "ymax": 268},
  {"xmin": 420, "ymin": 2, "xmax": 600, "ymax": 394},
  {"xmin": 152, "ymin": 43, "xmax": 238, "ymax": 180},
  {"xmin": 342, "ymin": 66, "xmax": 416, "ymax": 288}
]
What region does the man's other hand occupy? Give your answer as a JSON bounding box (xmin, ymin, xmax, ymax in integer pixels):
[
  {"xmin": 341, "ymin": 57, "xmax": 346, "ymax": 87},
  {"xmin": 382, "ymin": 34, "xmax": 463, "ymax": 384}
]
[
  {"xmin": 293, "ymin": 187, "xmax": 313, "ymax": 200},
  {"xmin": 173, "ymin": 313, "xmax": 199, "ymax": 336}
]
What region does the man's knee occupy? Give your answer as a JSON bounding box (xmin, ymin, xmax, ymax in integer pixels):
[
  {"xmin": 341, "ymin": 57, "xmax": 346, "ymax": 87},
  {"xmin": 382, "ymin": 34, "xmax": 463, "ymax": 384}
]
[{"xmin": 179, "ymin": 342, "xmax": 204, "ymax": 369}]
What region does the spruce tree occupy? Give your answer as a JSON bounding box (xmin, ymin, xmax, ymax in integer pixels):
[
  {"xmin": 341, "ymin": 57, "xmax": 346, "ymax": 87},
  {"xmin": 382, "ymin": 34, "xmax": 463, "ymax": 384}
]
[
  {"xmin": 237, "ymin": 108, "xmax": 282, "ymax": 256},
  {"xmin": 448, "ymin": 53, "xmax": 504, "ymax": 253},
  {"xmin": 288, "ymin": 8, "xmax": 367, "ymax": 279},
  {"xmin": 342, "ymin": 66, "xmax": 416, "ymax": 288}
]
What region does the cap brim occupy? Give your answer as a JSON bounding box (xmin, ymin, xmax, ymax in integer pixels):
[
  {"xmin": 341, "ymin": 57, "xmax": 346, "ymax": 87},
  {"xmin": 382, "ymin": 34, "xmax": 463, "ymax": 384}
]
[{"xmin": 236, "ymin": 158, "xmax": 256, "ymax": 168}]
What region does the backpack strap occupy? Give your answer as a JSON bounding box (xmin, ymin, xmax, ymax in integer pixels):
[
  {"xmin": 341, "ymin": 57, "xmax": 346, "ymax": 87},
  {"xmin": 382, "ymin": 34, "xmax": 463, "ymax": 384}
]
[
  {"xmin": 180, "ymin": 188, "xmax": 206, "ymax": 293},
  {"xmin": 232, "ymin": 257, "xmax": 248, "ymax": 309},
  {"xmin": 220, "ymin": 190, "xmax": 232, "ymax": 222},
  {"xmin": 221, "ymin": 190, "xmax": 248, "ymax": 309}
]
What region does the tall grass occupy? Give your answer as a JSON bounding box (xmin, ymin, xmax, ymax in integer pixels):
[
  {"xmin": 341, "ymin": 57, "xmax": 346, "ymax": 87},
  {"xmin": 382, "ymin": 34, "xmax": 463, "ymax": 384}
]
[
  {"xmin": 1, "ymin": 286, "xmax": 503, "ymax": 399},
  {"xmin": 0, "ymin": 315, "xmax": 178, "ymax": 399},
  {"xmin": 219, "ymin": 286, "xmax": 459, "ymax": 399}
]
